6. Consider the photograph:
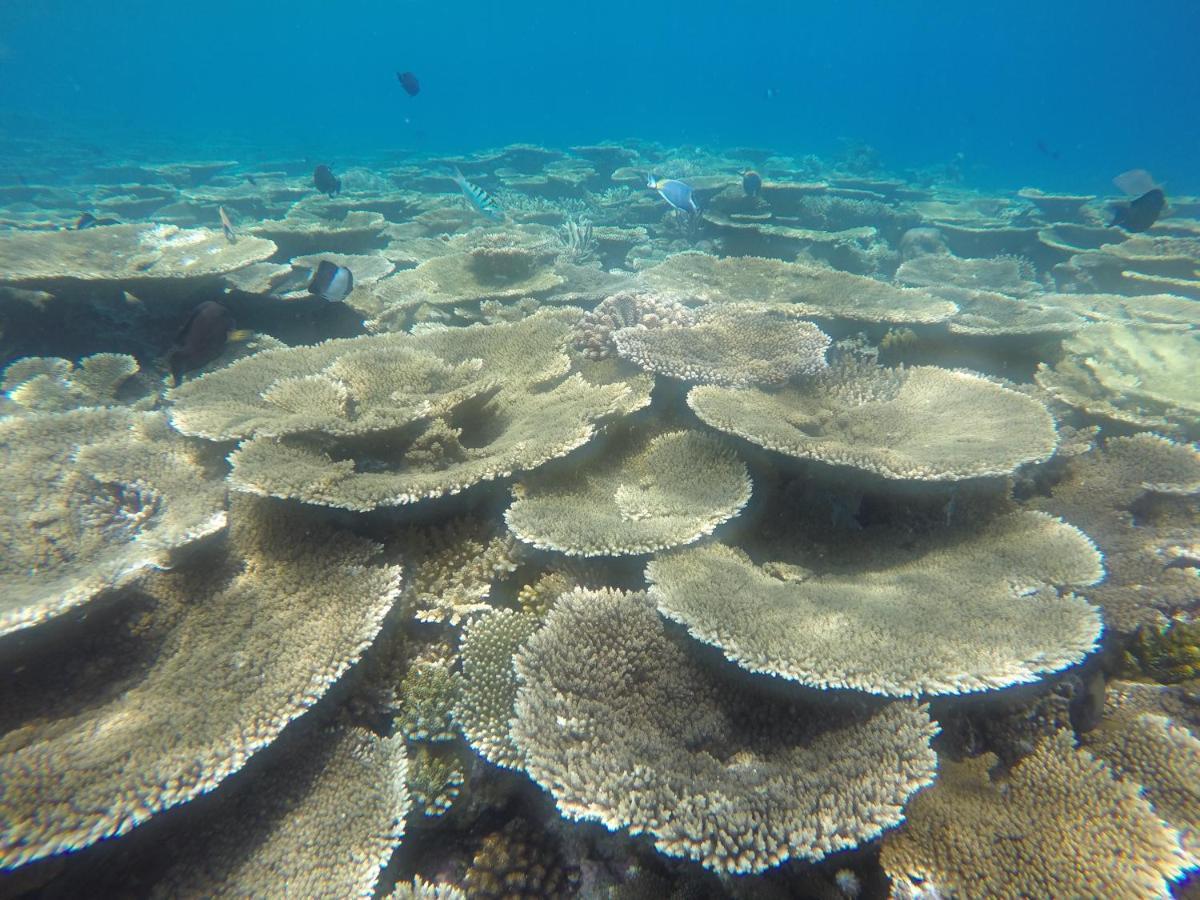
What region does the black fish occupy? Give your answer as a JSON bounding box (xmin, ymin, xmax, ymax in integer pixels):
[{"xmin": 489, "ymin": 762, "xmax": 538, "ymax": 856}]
[
  {"xmin": 1110, "ymin": 188, "xmax": 1165, "ymax": 232},
  {"xmin": 742, "ymin": 170, "xmax": 762, "ymax": 197},
  {"xmin": 73, "ymin": 212, "xmax": 119, "ymax": 229},
  {"xmin": 308, "ymin": 260, "xmax": 354, "ymax": 302},
  {"xmin": 397, "ymin": 71, "xmax": 420, "ymax": 97},
  {"xmin": 313, "ymin": 164, "xmax": 341, "ymax": 197},
  {"xmin": 166, "ymin": 301, "xmax": 249, "ymax": 385}
]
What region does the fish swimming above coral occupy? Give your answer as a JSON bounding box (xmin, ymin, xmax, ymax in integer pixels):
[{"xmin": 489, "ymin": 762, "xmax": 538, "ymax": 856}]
[
  {"xmin": 313, "ymin": 164, "xmax": 342, "ymax": 197},
  {"xmin": 307, "ymin": 260, "xmax": 354, "ymax": 301},
  {"xmin": 742, "ymin": 170, "xmax": 762, "ymax": 197},
  {"xmin": 397, "ymin": 71, "xmax": 420, "ymax": 96},
  {"xmin": 1110, "ymin": 168, "xmax": 1166, "ymax": 232},
  {"xmin": 451, "ymin": 167, "xmax": 503, "ymax": 220},
  {"xmin": 647, "ymin": 175, "xmax": 699, "ymax": 214},
  {"xmin": 73, "ymin": 212, "xmax": 119, "ymax": 229},
  {"xmin": 165, "ymin": 300, "xmax": 250, "ymax": 385},
  {"xmin": 218, "ymin": 205, "xmax": 236, "ymax": 243}
]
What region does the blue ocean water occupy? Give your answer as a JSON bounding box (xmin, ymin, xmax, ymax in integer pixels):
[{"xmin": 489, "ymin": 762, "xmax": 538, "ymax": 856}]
[{"xmin": 1, "ymin": 0, "xmax": 1197, "ymax": 192}]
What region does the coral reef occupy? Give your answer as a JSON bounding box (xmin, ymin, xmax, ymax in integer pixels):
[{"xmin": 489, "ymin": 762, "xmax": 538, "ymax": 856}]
[
  {"xmin": 0, "ymin": 408, "xmax": 227, "ymax": 638},
  {"xmin": 2, "ymin": 352, "xmax": 140, "ymax": 412},
  {"xmin": 512, "ymin": 588, "xmax": 938, "ymax": 873},
  {"xmin": 570, "ymin": 288, "xmax": 695, "ymax": 360},
  {"xmin": 613, "ymin": 303, "xmax": 831, "ymax": 387},
  {"xmin": 0, "ymin": 496, "xmax": 401, "ymax": 867},
  {"xmin": 647, "ymin": 511, "xmax": 1102, "ymax": 696},
  {"xmin": 689, "ymin": 361, "xmax": 1058, "ymax": 481},
  {"xmin": 505, "ymin": 428, "xmax": 752, "ymax": 556},
  {"xmin": 880, "ymin": 731, "xmax": 1190, "ymax": 899}
]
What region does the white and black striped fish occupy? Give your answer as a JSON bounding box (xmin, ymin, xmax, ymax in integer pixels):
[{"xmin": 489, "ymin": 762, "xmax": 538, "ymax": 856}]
[{"xmin": 451, "ymin": 167, "xmax": 504, "ymax": 220}]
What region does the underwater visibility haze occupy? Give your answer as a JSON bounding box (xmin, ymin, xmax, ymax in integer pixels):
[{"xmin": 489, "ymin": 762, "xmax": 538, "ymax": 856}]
[{"xmin": 0, "ymin": 1, "xmax": 1198, "ymax": 898}]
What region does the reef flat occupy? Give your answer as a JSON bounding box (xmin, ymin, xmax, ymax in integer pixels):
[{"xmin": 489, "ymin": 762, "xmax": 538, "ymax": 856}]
[{"xmin": 0, "ymin": 140, "xmax": 1198, "ymax": 899}]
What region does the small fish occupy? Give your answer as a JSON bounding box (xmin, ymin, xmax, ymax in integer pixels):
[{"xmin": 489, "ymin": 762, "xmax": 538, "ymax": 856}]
[
  {"xmin": 1035, "ymin": 139, "xmax": 1060, "ymax": 160},
  {"xmin": 764, "ymin": 87, "xmax": 780, "ymax": 101},
  {"xmin": 397, "ymin": 71, "xmax": 420, "ymax": 97},
  {"xmin": 244, "ymin": 174, "xmax": 258, "ymax": 186},
  {"xmin": 73, "ymin": 212, "xmax": 118, "ymax": 229},
  {"xmin": 451, "ymin": 168, "xmax": 503, "ymax": 220},
  {"xmin": 313, "ymin": 164, "xmax": 341, "ymax": 197},
  {"xmin": 218, "ymin": 205, "xmax": 236, "ymax": 243},
  {"xmin": 647, "ymin": 175, "xmax": 698, "ymax": 214},
  {"xmin": 1111, "ymin": 188, "xmax": 1165, "ymax": 232},
  {"xmin": 165, "ymin": 301, "xmax": 251, "ymax": 385},
  {"xmin": 742, "ymin": 170, "xmax": 762, "ymax": 198},
  {"xmin": 308, "ymin": 260, "xmax": 354, "ymax": 301}
]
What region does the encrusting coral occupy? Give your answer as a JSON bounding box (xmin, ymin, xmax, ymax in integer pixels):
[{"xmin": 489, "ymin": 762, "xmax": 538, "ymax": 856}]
[
  {"xmin": 511, "ymin": 588, "xmax": 939, "ymax": 874},
  {"xmin": 612, "ymin": 303, "xmax": 831, "ymax": 387},
  {"xmin": 0, "ymin": 496, "xmax": 401, "ymax": 868},
  {"xmin": 505, "ymin": 428, "xmax": 752, "ymax": 556},
  {"xmin": 0, "ymin": 408, "xmax": 227, "ymax": 638},
  {"xmin": 646, "ymin": 510, "xmax": 1103, "ymax": 696},
  {"xmin": 689, "ymin": 360, "xmax": 1059, "ymax": 481},
  {"xmin": 880, "ymin": 730, "xmax": 1191, "ymax": 900}
]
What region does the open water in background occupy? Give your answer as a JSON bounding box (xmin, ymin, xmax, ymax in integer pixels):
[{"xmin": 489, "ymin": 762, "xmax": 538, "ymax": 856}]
[{"xmin": 0, "ymin": 0, "xmax": 1198, "ymax": 193}]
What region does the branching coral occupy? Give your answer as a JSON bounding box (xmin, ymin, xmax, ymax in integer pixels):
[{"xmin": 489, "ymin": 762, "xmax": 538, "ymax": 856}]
[
  {"xmin": 570, "ymin": 288, "xmax": 695, "ymax": 360},
  {"xmin": 511, "ymin": 588, "xmax": 939, "ymax": 873},
  {"xmin": 455, "ymin": 608, "xmax": 540, "ymax": 768},
  {"xmin": 880, "ymin": 731, "xmax": 1191, "ymax": 900},
  {"xmin": 647, "ymin": 511, "xmax": 1102, "ymax": 697},
  {"xmin": 505, "ymin": 428, "xmax": 752, "ymax": 556},
  {"xmin": 689, "ymin": 361, "xmax": 1058, "ymax": 481},
  {"xmin": 0, "ymin": 408, "xmax": 227, "ymax": 638},
  {"xmin": 0, "ymin": 496, "xmax": 401, "ymax": 868}
]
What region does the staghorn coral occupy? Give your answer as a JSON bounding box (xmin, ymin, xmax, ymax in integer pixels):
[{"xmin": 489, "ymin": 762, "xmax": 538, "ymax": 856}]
[
  {"xmin": 0, "ymin": 408, "xmax": 227, "ymax": 638},
  {"xmin": 0, "ymin": 496, "xmax": 401, "ymax": 869},
  {"xmin": 0, "ymin": 223, "xmax": 276, "ymax": 286},
  {"xmin": 455, "ymin": 607, "xmax": 540, "ymax": 768},
  {"xmin": 647, "ymin": 510, "xmax": 1103, "ymax": 697},
  {"xmin": 3, "ymin": 352, "xmax": 139, "ymax": 412},
  {"xmin": 389, "ymin": 876, "xmax": 467, "ymax": 900},
  {"xmin": 505, "ymin": 428, "xmax": 752, "ymax": 556},
  {"xmin": 394, "ymin": 517, "xmax": 522, "ymax": 626},
  {"xmin": 464, "ymin": 818, "xmax": 579, "ymax": 899},
  {"xmin": 1029, "ymin": 433, "xmax": 1200, "ymax": 632},
  {"xmin": 638, "ymin": 251, "xmax": 957, "ymax": 324},
  {"xmin": 613, "ymin": 303, "xmax": 831, "ymax": 387},
  {"xmin": 407, "ymin": 745, "xmax": 465, "ymax": 818},
  {"xmin": 174, "ymin": 309, "xmax": 652, "ymax": 511},
  {"xmin": 1035, "ymin": 323, "xmax": 1200, "ymax": 433},
  {"xmin": 570, "ymin": 288, "xmax": 695, "ymax": 361},
  {"xmin": 398, "ymin": 659, "xmax": 462, "ymax": 741},
  {"xmin": 148, "ymin": 725, "xmax": 408, "ymax": 899},
  {"xmin": 689, "ymin": 361, "xmax": 1058, "ymax": 481},
  {"xmin": 511, "ymin": 588, "xmax": 939, "ymax": 874},
  {"xmin": 880, "ymin": 731, "xmax": 1191, "ymax": 900}
]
